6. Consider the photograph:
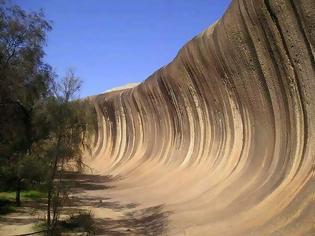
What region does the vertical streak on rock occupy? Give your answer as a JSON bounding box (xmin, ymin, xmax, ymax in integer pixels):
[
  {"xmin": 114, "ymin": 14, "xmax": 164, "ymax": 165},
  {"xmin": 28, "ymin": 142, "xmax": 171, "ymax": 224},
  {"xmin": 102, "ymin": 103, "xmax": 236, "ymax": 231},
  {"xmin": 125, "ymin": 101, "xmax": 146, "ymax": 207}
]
[{"xmin": 88, "ymin": 0, "xmax": 314, "ymax": 235}]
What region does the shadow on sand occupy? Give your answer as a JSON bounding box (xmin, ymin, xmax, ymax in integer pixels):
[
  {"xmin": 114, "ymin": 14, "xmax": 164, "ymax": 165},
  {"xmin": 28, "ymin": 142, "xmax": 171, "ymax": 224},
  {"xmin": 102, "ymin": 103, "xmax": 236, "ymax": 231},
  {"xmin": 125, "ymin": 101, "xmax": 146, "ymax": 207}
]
[
  {"xmin": 94, "ymin": 205, "xmax": 170, "ymax": 236},
  {"xmin": 64, "ymin": 171, "xmax": 171, "ymax": 235}
]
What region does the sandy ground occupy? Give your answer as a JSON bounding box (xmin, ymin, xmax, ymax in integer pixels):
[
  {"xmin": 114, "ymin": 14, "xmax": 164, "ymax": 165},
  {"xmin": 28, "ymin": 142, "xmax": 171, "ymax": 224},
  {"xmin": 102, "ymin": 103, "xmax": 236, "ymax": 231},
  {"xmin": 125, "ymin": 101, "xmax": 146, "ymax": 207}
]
[
  {"xmin": 0, "ymin": 171, "xmax": 170, "ymax": 235},
  {"xmin": 0, "ymin": 211, "xmax": 37, "ymax": 236}
]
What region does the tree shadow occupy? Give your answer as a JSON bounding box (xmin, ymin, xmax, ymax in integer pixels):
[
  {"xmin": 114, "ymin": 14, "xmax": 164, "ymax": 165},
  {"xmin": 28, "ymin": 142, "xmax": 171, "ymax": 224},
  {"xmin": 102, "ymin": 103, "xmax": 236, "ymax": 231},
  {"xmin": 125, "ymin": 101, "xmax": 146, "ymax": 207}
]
[
  {"xmin": 0, "ymin": 171, "xmax": 171, "ymax": 235},
  {"xmin": 0, "ymin": 215, "xmax": 35, "ymax": 226},
  {"xmin": 68, "ymin": 194, "xmax": 138, "ymax": 213},
  {"xmin": 62, "ymin": 171, "xmax": 116, "ymax": 193},
  {"xmin": 0, "ymin": 199, "xmax": 44, "ymax": 227},
  {"xmin": 0, "ymin": 202, "xmax": 43, "ymax": 227},
  {"xmin": 94, "ymin": 205, "xmax": 170, "ymax": 236},
  {"xmin": 65, "ymin": 171, "xmax": 171, "ymax": 235}
]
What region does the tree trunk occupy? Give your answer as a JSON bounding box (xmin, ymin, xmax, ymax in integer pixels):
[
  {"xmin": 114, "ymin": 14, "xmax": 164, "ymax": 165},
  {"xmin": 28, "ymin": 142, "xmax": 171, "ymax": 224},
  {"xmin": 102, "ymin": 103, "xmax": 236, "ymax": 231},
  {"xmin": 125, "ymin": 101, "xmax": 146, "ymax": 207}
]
[
  {"xmin": 15, "ymin": 178, "xmax": 21, "ymax": 206},
  {"xmin": 47, "ymin": 187, "xmax": 51, "ymax": 226},
  {"xmin": 47, "ymin": 135, "xmax": 61, "ymax": 229}
]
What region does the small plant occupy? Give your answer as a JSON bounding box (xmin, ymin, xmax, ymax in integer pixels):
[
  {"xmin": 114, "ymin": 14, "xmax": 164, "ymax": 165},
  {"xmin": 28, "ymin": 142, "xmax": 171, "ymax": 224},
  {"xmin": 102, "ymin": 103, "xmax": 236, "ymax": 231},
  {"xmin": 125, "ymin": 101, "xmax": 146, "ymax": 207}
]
[{"xmin": 59, "ymin": 211, "xmax": 95, "ymax": 235}]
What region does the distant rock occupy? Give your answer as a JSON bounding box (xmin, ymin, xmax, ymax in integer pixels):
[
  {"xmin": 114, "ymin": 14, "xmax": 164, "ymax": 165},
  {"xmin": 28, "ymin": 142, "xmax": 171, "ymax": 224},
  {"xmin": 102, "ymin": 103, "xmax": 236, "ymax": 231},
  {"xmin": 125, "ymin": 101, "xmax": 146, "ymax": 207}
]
[{"xmin": 104, "ymin": 82, "xmax": 140, "ymax": 93}]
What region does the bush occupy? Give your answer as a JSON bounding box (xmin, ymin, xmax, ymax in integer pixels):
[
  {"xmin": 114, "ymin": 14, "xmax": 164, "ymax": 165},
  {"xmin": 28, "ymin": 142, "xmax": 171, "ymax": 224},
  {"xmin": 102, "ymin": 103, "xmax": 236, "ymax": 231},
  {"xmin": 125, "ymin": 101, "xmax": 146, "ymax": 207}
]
[{"xmin": 59, "ymin": 211, "xmax": 95, "ymax": 234}]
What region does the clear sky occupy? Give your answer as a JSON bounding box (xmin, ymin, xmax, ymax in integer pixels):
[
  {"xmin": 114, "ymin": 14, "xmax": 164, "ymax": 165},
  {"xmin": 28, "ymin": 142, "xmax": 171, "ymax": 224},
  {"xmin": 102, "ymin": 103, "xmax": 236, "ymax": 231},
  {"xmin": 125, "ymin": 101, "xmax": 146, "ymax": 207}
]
[{"xmin": 13, "ymin": 0, "xmax": 231, "ymax": 97}]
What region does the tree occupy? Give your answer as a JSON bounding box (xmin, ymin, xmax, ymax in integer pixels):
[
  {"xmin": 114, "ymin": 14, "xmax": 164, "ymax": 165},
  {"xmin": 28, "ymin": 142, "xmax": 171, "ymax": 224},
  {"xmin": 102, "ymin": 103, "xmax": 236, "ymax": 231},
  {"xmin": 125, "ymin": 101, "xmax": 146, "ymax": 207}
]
[
  {"xmin": 0, "ymin": 1, "xmax": 53, "ymax": 206},
  {"xmin": 42, "ymin": 70, "xmax": 96, "ymax": 234},
  {"xmin": 0, "ymin": 4, "xmax": 97, "ymax": 234}
]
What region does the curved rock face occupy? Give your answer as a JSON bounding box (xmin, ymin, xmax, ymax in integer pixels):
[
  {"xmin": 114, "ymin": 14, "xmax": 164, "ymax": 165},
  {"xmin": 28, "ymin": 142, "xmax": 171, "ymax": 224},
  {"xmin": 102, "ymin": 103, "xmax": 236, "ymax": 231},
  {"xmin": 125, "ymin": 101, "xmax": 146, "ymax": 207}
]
[{"xmin": 89, "ymin": 0, "xmax": 314, "ymax": 235}]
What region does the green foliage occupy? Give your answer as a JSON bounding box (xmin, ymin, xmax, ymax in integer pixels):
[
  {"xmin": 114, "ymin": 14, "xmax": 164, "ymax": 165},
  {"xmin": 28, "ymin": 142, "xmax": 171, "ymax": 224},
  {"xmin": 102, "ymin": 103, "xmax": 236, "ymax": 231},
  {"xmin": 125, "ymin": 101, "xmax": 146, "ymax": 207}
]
[
  {"xmin": 0, "ymin": 189, "xmax": 45, "ymax": 215},
  {"xmin": 43, "ymin": 71, "xmax": 98, "ymax": 230},
  {"xmin": 22, "ymin": 190, "xmax": 46, "ymax": 199},
  {"xmin": 0, "ymin": 153, "xmax": 48, "ymax": 193},
  {"xmin": 0, "ymin": 191, "xmax": 16, "ymax": 200},
  {"xmin": 0, "ymin": 190, "xmax": 46, "ymax": 201},
  {"xmin": 0, "ymin": 1, "xmax": 54, "ymax": 206},
  {"xmin": 0, "ymin": 1, "xmax": 53, "ymax": 158},
  {"xmin": 17, "ymin": 155, "xmax": 49, "ymax": 182},
  {"xmin": 0, "ymin": 1, "xmax": 97, "ymax": 230}
]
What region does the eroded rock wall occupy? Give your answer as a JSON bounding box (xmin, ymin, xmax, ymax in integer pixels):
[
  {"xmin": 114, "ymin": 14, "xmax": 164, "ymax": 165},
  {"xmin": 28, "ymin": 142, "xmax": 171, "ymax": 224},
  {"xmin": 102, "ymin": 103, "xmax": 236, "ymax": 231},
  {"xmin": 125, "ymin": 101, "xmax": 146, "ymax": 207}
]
[{"xmin": 89, "ymin": 0, "xmax": 314, "ymax": 235}]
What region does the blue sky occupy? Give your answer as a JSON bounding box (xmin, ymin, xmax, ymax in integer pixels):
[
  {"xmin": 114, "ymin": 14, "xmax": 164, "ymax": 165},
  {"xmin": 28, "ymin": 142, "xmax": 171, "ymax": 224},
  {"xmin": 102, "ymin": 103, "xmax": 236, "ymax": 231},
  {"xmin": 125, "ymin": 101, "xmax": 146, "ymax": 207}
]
[{"xmin": 13, "ymin": 0, "xmax": 231, "ymax": 97}]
